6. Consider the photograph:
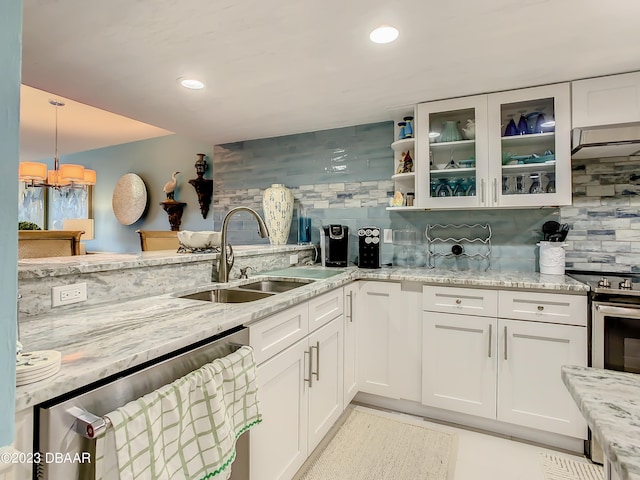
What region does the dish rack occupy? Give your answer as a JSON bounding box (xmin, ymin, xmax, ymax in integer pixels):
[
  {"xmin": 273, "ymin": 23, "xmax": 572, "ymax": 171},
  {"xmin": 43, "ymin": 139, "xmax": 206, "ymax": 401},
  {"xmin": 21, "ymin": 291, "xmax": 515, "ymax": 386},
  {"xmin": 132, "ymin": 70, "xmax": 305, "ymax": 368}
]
[{"xmin": 425, "ymin": 224, "xmax": 492, "ymax": 271}]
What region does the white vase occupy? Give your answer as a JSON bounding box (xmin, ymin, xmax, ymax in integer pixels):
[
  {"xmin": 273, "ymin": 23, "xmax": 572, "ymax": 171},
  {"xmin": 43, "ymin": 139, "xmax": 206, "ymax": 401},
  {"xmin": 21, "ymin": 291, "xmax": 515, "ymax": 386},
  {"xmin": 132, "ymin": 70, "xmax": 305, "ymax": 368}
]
[{"xmin": 262, "ymin": 183, "xmax": 294, "ymax": 245}]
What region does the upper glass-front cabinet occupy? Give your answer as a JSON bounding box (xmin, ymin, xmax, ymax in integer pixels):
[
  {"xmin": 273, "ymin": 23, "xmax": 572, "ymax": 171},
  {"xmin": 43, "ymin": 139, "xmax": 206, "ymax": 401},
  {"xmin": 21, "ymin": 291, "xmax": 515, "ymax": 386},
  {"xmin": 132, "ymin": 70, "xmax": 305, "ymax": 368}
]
[
  {"xmin": 416, "ymin": 95, "xmax": 488, "ymax": 209},
  {"xmin": 414, "ymin": 83, "xmax": 571, "ymax": 209}
]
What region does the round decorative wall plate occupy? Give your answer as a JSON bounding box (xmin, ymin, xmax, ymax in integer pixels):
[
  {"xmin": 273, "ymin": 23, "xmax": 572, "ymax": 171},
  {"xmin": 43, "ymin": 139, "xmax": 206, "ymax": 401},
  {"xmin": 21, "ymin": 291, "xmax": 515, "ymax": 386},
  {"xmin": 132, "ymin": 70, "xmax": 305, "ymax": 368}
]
[{"xmin": 112, "ymin": 173, "xmax": 148, "ymax": 225}]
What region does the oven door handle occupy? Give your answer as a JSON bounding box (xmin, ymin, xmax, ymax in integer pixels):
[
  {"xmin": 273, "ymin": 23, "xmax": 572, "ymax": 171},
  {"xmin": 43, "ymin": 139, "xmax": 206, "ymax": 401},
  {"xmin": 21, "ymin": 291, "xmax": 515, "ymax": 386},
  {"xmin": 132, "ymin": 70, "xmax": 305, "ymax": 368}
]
[{"xmin": 596, "ymin": 304, "xmax": 640, "ymax": 319}]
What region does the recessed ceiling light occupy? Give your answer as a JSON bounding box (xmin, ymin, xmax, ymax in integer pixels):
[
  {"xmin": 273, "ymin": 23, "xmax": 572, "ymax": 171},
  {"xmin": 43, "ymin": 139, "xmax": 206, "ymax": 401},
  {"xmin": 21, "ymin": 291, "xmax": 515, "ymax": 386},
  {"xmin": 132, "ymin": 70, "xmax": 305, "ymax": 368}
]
[
  {"xmin": 179, "ymin": 78, "xmax": 205, "ymax": 90},
  {"xmin": 369, "ymin": 25, "xmax": 399, "ymax": 44}
]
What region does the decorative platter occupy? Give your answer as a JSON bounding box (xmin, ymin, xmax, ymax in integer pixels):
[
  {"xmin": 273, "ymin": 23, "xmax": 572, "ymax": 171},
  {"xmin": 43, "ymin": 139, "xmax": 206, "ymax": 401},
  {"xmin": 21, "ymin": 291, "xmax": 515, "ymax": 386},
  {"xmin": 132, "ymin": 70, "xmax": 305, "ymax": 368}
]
[{"xmin": 112, "ymin": 173, "xmax": 148, "ymax": 225}]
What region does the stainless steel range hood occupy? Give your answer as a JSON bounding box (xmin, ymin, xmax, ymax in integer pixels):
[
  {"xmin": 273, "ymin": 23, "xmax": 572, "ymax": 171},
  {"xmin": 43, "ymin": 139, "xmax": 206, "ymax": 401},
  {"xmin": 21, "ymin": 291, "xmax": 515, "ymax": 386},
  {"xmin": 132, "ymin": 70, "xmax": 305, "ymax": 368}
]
[{"xmin": 572, "ymin": 123, "xmax": 640, "ymax": 159}]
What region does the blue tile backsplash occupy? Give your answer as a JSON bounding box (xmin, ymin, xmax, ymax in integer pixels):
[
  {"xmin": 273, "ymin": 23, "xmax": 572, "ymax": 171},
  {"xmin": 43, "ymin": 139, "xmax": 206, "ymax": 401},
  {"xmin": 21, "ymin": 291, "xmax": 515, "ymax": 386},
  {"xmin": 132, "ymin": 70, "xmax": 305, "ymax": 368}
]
[
  {"xmin": 213, "ymin": 123, "xmax": 640, "ymax": 272},
  {"xmin": 213, "ymin": 122, "xmax": 564, "ymax": 272}
]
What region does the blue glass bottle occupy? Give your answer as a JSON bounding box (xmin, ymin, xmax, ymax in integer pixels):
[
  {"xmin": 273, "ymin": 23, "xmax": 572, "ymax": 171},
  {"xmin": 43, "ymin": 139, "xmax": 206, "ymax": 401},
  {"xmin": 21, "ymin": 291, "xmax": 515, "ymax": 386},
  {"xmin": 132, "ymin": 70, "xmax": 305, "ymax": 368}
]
[{"xmin": 403, "ymin": 116, "xmax": 414, "ymax": 138}]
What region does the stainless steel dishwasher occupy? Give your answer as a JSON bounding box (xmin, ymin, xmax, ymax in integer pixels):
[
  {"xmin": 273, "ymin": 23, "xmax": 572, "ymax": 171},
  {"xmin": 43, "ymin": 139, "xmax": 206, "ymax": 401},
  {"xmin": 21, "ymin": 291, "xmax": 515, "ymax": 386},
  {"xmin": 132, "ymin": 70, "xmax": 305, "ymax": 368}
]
[{"xmin": 35, "ymin": 326, "xmax": 250, "ymax": 480}]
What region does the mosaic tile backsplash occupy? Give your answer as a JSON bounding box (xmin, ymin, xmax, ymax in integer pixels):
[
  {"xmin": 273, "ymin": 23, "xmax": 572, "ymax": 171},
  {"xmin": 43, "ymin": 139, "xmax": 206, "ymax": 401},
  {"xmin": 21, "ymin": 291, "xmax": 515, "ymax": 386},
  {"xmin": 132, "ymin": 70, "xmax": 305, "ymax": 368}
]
[
  {"xmin": 562, "ymin": 157, "xmax": 640, "ymax": 273},
  {"xmin": 213, "ymin": 122, "xmax": 640, "ymax": 272}
]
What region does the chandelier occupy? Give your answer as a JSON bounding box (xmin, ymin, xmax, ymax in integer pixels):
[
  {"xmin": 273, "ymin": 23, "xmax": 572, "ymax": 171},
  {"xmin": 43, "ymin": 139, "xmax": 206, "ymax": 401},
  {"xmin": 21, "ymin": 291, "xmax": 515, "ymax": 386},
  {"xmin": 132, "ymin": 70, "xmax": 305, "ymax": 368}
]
[{"xmin": 18, "ymin": 100, "xmax": 96, "ymax": 189}]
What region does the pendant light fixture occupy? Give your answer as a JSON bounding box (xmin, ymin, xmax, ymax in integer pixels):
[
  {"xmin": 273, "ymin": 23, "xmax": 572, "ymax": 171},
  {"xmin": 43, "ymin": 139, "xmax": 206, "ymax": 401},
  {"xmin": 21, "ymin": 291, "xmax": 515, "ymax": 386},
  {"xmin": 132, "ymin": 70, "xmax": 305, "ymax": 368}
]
[{"xmin": 18, "ymin": 99, "xmax": 97, "ymax": 189}]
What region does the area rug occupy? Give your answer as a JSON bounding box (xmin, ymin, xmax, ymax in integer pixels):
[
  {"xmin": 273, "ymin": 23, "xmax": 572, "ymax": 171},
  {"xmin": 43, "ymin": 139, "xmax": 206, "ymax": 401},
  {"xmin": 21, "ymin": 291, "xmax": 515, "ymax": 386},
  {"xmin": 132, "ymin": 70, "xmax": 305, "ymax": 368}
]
[
  {"xmin": 296, "ymin": 407, "xmax": 457, "ymax": 480},
  {"xmin": 540, "ymin": 452, "xmax": 603, "ymax": 480}
]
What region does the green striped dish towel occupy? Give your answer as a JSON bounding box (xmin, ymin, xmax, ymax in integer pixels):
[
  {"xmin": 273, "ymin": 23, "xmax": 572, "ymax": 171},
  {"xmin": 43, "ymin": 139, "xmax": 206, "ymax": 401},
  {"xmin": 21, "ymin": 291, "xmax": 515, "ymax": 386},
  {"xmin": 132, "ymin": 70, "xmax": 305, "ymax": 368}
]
[{"xmin": 95, "ymin": 346, "xmax": 261, "ymax": 480}]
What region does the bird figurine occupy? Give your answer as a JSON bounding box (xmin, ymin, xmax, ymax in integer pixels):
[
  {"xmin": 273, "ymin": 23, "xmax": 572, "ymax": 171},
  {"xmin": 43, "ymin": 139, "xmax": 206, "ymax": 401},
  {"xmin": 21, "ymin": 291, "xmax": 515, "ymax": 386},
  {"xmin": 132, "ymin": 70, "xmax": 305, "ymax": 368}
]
[{"xmin": 163, "ymin": 171, "xmax": 180, "ymax": 201}]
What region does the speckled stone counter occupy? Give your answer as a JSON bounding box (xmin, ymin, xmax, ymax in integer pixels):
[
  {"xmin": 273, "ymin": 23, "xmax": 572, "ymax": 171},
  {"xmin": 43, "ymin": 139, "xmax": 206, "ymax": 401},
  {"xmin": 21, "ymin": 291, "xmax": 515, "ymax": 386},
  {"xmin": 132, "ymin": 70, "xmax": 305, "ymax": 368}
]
[
  {"xmin": 562, "ymin": 366, "xmax": 640, "ymax": 480},
  {"xmin": 16, "ymin": 263, "xmax": 589, "ymax": 412}
]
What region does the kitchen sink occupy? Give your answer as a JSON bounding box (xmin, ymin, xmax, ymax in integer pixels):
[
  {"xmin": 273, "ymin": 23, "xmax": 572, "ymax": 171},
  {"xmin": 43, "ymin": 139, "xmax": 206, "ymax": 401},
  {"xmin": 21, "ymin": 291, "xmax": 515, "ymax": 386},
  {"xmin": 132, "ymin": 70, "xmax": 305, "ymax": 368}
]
[
  {"xmin": 179, "ymin": 288, "xmax": 274, "ymax": 303},
  {"xmin": 238, "ymin": 278, "xmax": 314, "ymax": 293}
]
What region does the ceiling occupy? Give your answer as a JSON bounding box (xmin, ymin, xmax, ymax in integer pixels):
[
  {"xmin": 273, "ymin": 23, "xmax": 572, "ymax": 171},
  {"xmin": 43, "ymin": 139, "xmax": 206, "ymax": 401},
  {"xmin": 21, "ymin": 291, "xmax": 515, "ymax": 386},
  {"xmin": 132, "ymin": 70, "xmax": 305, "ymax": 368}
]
[{"xmin": 20, "ymin": 0, "xmax": 640, "ymax": 158}]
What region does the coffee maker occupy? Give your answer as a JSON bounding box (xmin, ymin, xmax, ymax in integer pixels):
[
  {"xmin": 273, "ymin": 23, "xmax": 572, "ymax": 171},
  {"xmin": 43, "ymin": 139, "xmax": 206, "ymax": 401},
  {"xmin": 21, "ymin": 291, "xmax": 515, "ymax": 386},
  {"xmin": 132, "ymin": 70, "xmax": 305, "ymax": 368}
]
[{"xmin": 320, "ymin": 225, "xmax": 349, "ymax": 267}]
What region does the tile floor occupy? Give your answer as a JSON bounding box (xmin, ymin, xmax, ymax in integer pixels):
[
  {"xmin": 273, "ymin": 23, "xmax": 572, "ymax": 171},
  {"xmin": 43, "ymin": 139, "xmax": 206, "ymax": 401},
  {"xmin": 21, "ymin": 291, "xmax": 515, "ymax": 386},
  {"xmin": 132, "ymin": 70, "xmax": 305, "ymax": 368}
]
[{"xmin": 356, "ymin": 407, "xmax": 598, "ymax": 480}]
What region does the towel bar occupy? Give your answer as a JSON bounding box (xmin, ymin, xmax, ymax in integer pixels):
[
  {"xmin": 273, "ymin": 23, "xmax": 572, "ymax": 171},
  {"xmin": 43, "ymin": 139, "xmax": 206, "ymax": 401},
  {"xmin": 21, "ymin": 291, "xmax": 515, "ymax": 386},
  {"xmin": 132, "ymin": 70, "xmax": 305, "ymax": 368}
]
[
  {"xmin": 67, "ymin": 344, "xmax": 250, "ymax": 440},
  {"xmin": 68, "ymin": 406, "xmax": 112, "ymax": 439}
]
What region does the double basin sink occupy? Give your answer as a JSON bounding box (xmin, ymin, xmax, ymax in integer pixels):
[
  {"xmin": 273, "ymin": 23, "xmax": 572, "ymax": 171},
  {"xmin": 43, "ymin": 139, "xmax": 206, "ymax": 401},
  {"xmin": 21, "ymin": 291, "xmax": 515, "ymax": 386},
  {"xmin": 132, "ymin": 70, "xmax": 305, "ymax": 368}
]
[{"xmin": 179, "ymin": 279, "xmax": 315, "ymax": 303}]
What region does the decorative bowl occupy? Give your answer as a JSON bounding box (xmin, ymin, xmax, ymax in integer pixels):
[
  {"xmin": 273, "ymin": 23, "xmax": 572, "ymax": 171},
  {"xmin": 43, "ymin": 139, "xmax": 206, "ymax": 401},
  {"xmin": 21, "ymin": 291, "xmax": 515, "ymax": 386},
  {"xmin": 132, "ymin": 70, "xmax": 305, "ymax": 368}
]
[{"xmin": 177, "ymin": 230, "xmax": 221, "ymax": 249}]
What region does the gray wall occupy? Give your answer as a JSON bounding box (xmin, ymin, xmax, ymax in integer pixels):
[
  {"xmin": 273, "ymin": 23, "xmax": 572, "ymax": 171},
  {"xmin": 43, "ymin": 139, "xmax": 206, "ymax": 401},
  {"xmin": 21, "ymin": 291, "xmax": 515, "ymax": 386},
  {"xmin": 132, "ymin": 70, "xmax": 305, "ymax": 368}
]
[
  {"xmin": 60, "ymin": 134, "xmax": 214, "ymax": 253},
  {"xmin": 1, "ymin": 0, "xmax": 21, "ymax": 447}
]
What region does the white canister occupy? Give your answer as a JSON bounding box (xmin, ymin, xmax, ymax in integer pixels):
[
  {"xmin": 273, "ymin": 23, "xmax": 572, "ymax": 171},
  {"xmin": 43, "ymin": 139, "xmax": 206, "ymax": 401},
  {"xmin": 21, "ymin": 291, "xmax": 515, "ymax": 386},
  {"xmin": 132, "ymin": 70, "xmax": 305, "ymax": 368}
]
[{"xmin": 537, "ymin": 241, "xmax": 567, "ymax": 275}]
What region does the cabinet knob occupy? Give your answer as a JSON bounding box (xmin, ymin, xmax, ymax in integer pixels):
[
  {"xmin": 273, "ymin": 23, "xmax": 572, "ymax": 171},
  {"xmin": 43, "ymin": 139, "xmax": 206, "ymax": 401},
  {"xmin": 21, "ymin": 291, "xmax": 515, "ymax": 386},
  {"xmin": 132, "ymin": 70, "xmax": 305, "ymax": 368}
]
[
  {"xmin": 537, "ymin": 305, "xmax": 544, "ymax": 311},
  {"xmin": 455, "ymin": 299, "xmax": 462, "ymax": 305}
]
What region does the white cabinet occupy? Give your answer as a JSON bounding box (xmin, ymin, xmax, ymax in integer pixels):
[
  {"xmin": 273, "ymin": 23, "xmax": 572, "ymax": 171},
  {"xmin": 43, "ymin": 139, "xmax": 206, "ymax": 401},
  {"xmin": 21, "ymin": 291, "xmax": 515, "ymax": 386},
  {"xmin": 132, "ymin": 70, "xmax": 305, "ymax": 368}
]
[
  {"xmin": 249, "ymin": 289, "xmax": 344, "ymax": 480},
  {"xmin": 415, "ymin": 83, "xmax": 571, "ymax": 209},
  {"xmin": 251, "ymin": 339, "xmax": 309, "ymax": 480},
  {"xmin": 422, "ymin": 311, "xmax": 497, "ymax": 418},
  {"xmin": 357, "ymin": 281, "xmax": 422, "ymax": 401},
  {"xmin": 422, "ymin": 285, "xmax": 588, "ymax": 439},
  {"xmin": 497, "ymin": 318, "xmax": 587, "ymax": 438},
  {"xmin": 572, "ymin": 71, "xmax": 640, "ymax": 128},
  {"xmin": 307, "ymin": 319, "xmax": 344, "ymax": 451},
  {"xmin": 343, "ymin": 283, "xmax": 359, "ymax": 408}
]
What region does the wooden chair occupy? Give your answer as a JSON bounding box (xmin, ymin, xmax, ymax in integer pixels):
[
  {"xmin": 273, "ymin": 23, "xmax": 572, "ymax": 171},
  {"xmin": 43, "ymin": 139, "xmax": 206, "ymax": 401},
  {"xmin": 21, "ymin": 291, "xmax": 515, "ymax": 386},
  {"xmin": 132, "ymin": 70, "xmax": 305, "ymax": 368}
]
[
  {"xmin": 18, "ymin": 230, "xmax": 84, "ymax": 259},
  {"xmin": 136, "ymin": 230, "xmax": 180, "ymax": 251}
]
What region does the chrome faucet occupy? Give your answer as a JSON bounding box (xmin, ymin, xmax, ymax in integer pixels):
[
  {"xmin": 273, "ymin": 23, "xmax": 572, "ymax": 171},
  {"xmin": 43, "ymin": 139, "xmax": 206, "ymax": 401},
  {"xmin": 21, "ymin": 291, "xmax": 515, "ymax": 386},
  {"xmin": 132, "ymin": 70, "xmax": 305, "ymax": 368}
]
[{"xmin": 216, "ymin": 207, "xmax": 269, "ymax": 283}]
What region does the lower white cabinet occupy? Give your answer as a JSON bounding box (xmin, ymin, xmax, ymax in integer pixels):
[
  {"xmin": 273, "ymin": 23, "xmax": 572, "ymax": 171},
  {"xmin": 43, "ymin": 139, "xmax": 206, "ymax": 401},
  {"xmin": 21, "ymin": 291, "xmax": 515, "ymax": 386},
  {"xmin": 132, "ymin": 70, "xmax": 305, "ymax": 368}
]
[
  {"xmin": 343, "ymin": 283, "xmax": 359, "ymax": 409},
  {"xmin": 422, "ymin": 312, "xmax": 497, "ymax": 419},
  {"xmin": 357, "ymin": 281, "xmax": 422, "ymax": 401},
  {"xmin": 250, "ymin": 312, "xmax": 343, "ymax": 480},
  {"xmin": 250, "ymin": 338, "xmax": 309, "ymax": 480},
  {"xmin": 422, "ymin": 286, "xmax": 588, "ymax": 439},
  {"xmin": 497, "ymin": 318, "xmax": 587, "ymax": 438}
]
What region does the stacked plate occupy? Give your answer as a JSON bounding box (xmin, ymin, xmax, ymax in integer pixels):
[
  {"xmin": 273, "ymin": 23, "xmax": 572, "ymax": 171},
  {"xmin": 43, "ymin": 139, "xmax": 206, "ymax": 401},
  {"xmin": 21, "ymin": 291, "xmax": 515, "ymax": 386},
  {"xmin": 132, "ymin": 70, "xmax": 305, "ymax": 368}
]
[{"xmin": 16, "ymin": 350, "xmax": 61, "ymax": 386}]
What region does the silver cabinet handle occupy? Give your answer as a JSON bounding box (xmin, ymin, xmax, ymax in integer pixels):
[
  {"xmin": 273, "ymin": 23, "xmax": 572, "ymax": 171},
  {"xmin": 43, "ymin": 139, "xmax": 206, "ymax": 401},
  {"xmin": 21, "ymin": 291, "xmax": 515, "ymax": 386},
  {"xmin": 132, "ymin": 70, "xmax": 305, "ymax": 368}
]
[
  {"xmin": 311, "ymin": 341, "xmax": 320, "ymax": 381},
  {"xmin": 504, "ymin": 326, "xmax": 508, "ymax": 361},
  {"xmin": 304, "ymin": 349, "xmax": 313, "ymax": 387},
  {"xmin": 481, "ymin": 179, "xmax": 486, "ymax": 204},
  {"xmin": 493, "ymin": 178, "xmax": 498, "ymax": 203},
  {"xmin": 346, "ymin": 291, "xmax": 353, "ymax": 322},
  {"xmin": 488, "ymin": 323, "xmax": 492, "ymax": 358}
]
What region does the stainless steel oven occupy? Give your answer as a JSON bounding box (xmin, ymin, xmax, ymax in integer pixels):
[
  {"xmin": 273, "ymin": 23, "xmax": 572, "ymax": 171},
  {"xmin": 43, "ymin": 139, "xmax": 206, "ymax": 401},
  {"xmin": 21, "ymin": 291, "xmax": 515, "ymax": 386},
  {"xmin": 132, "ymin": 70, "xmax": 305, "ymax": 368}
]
[{"xmin": 567, "ymin": 271, "xmax": 640, "ymax": 464}]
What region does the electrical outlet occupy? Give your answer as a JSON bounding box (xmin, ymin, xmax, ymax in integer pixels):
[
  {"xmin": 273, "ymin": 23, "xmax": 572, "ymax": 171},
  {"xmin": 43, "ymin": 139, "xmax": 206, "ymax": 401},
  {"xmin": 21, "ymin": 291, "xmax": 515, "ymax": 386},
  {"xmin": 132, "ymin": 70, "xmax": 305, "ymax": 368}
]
[
  {"xmin": 52, "ymin": 283, "xmax": 87, "ymax": 307},
  {"xmin": 289, "ymin": 254, "xmax": 299, "ymax": 265},
  {"xmin": 383, "ymin": 229, "xmax": 393, "ymax": 243}
]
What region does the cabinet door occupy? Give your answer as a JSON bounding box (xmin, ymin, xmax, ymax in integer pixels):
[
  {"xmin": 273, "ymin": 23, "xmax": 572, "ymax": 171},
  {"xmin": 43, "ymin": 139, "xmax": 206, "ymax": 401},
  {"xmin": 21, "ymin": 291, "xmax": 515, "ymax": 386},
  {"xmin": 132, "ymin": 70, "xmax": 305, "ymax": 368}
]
[
  {"xmin": 307, "ymin": 317, "xmax": 344, "ymax": 453},
  {"xmin": 357, "ymin": 281, "xmax": 403, "ymax": 397},
  {"xmin": 343, "ymin": 283, "xmax": 359, "ymax": 408},
  {"xmin": 487, "ymin": 83, "xmax": 572, "ymax": 207},
  {"xmin": 422, "ymin": 312, "xmax": 497, "ymax": 419},
  {"xmin": 497, "ymin": 318, "xmax": 587, "ymax": 439},
  {"xmin": 416, "ymin": 95, "xmax": 490, "ymax": 209},
  {"xmin": 250, "ymin": 339, "xmax": 309, "ymax": 480},
  {"xmin": 572, "ymin": 71, "xmax": 640, "ymax": 128}
]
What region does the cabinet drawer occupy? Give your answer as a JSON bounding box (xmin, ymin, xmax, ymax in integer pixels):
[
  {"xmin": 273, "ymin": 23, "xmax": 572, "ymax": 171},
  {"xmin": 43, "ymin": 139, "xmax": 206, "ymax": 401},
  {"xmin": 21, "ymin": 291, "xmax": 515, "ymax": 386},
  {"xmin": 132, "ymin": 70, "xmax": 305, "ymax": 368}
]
[
  {"xmin": 423, "ymin": 286, "xmax": 498, "ymax": 317},
  {"xmin": 498, "ymin": 291, "xmax": 587, "ymax": 326},
  {"xmin": 309, "ymin": 288, "xmax": 344, "ymax": 332},
  {"xmin": 250, "ymin": 303, "xmax": 309, "ymax": 364}
]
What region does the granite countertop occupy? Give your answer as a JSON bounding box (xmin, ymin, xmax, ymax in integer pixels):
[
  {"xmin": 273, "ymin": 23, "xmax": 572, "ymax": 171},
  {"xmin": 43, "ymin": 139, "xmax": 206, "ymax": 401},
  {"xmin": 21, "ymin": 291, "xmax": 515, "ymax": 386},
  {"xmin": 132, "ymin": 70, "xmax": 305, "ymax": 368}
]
[
  {"xmin": 16, "ymin": 263, "xmax": 589, "ymax": 412},
  {"xmin": 562, "ymin": 366, "xmax": 640, "ymax": 480},
  {"xmin": 17, "ymin": 244, "xmax": 311, "ymax": 279}
]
